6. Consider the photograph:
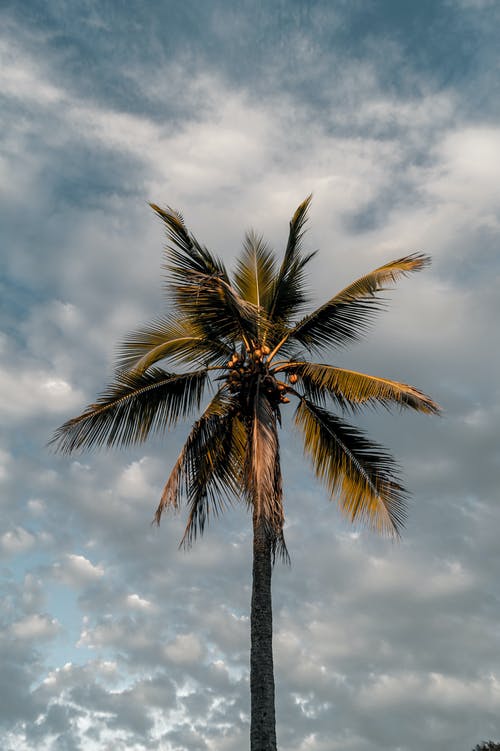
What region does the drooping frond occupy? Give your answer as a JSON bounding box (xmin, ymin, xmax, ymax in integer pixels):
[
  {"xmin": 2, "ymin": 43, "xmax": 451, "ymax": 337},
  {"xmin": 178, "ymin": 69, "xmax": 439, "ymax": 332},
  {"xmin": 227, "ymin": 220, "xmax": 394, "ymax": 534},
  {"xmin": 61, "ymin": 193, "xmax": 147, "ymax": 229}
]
[
  {"xmin": 49, "ymin": 368, "xmax": 208, "ymax": 453},
  {"xmin": 244, "ymin": 383, "xmax": 284, "ymax": 543},
  {"xmin": 284, "ymin": 362, "xmax": 441, "ymax": 415},
  {"xmin": 180, "ymin": 410, "xmax": 246, "ymax": 548},
  {"xmin": 154, "ymin": 390, "xmax": 234, "ymax": 519},
  {"xmin": 154, "ymin": 390, "xmax": 246, "ymax": 545},
  {"xmin": 267, "ymin": 195, "xmax": 317, "ymax": 326},
  {"xmin": 233, "ymin": 231, "xmax": 277, "ymax": 313},
  {"xmin": 116, "ymin": 315, "xmax": 231, "ymax": 373},
  {"xmin": 283, "ymin": 253, "xmax": 430, "ymax": 354},
  {"xmin": 295, "ymin": 398, "xmax": 407, "ymax": 536}
]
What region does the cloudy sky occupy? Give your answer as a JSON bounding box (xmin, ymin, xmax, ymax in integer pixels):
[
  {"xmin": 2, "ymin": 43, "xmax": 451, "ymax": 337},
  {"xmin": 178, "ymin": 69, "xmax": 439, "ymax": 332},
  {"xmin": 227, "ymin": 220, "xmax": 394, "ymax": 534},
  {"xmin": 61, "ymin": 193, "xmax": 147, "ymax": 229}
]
[{"xmin": 1, "ymin": 1, "xmax": 500, "ymax": 749}]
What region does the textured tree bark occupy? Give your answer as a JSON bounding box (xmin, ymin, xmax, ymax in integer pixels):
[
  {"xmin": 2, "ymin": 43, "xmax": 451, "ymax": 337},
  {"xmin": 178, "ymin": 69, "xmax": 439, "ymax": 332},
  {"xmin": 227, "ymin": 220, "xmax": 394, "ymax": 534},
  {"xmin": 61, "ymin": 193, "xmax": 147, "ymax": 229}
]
[{"xmin": 250, "ymin": 514, "xmax": 277, "ymax": 750}]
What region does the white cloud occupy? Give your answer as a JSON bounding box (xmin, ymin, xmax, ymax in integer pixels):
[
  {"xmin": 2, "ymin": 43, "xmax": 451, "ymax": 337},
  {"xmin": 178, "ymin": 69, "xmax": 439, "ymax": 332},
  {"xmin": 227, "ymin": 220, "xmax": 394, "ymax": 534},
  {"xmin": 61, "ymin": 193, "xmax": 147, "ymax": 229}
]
[
  {"xmin": 0, "ymin": 366, "xmax": 85, "ymax": 421},
  {"xmin": 10, "ymin": 613, "xmax": 60, "ymax": 641},
  {"xmin": 116, "ymin": 457, "xmax": 155, "ymax": 499},
  {"xmin": 125, "ymin": 593, "xmax": 153, "ymax": 610},
  {"xmin": 0, "ymin": 36, "xmax": 62, "ymax": 107},
  {"xmin": 426, "ymin": 127, "xmax": 500, "ymax": 223},
  {"xmin": 1, "ymin": 526, "xmax": 36, "ymax": 555},
  {"xmin": 52, "ymin": 553, "xmax": 105, "ymax": 587}
]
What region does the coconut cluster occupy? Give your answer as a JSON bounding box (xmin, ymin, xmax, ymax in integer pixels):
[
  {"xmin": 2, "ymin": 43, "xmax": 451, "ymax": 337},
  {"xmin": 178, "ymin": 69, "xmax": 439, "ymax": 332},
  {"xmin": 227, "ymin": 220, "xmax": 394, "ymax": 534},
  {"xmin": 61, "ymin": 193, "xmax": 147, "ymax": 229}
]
[{"xmin": 226, "ymin": 345, "xmax": 291, "ymax": 406}]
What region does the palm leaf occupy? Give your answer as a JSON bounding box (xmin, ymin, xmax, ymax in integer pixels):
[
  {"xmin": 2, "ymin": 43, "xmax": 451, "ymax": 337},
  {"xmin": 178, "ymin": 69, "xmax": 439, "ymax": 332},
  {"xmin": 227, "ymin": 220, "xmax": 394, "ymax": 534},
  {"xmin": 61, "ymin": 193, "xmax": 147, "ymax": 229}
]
[
  {"xmin": 49, "ymin": 368, "xmax": 208, "ymax": 453},
  {"xmin": 150, "ymin": 203, "xmax": 227, "ymax": 280},
  {"xmin": 233, "ymin": 231, "xmax": 277, "ymax": 313},
  {"xmin": 180, "ymin": 410, "xmax": 246, "ymax": 547},
  {"xmin": 267, "ymin": 195, "xmax": 317, "ymax": 325},
  {"xmin": 295, "ymin": 398, "xmax": 407, "ymax": 536},
  {"xmin": 154, "ymin": 390, "xmax": 246, "ymax": 545},
  {"xmin": 284, "ymin": 362, "xmax": 441, "ymax": 414},
  {"xmin": 116, "ymin": 316, "xmax": 231, "ymax": 373},
  {"xmin": 284, "ymin": 253, "xmax": 430, "ymax": 354},
  {"xmin": 151, "ymin": 204, "xmax": 257, "ymax": 342},
  {"xmin": 154, "ymin": 390, "xmax": 236, "ymax": 519},
  {"xmin": 171, "ymin": 270, "xmax": 260, "ymax": 345},
  {"xmin": 244, "ymin": 383, "xmax": 285, "ymax": 548}
]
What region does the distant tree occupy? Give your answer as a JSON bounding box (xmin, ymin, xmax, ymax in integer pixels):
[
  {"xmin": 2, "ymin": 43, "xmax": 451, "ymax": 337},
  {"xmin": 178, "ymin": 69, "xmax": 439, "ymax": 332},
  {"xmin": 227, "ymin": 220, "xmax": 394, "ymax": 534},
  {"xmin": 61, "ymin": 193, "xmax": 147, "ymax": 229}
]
[
  {"xmin": 52, "ymin": 196, "xmax": 440, "ymax": 750},
  {"xmin": 473, "ymin": 743, "xmax": 500, "ymax": 750}
]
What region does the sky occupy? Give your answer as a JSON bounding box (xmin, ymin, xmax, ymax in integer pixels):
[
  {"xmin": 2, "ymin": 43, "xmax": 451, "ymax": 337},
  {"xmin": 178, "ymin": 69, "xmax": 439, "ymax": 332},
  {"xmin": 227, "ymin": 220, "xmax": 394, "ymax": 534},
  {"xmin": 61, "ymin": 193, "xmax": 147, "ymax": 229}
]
[{"xmin": 1, "ymin": 1, "xmax": 500, "ymax": 749}]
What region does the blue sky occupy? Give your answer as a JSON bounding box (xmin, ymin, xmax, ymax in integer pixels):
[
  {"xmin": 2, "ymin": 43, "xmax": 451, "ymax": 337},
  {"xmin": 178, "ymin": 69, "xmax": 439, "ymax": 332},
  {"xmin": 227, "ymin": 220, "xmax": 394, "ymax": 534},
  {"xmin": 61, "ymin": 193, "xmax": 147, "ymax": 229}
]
[{"xmin": 1, "ymin": 1, "xmax": 500, "ymax": 749}]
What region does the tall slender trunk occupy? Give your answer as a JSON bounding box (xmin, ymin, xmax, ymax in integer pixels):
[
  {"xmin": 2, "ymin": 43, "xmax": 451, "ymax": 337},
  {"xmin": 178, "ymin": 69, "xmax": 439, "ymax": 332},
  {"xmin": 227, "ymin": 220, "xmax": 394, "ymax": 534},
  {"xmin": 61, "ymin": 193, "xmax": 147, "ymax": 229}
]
[{"xmin": 250, "ymin": 514, "xmax": 277, "ymax": 750}]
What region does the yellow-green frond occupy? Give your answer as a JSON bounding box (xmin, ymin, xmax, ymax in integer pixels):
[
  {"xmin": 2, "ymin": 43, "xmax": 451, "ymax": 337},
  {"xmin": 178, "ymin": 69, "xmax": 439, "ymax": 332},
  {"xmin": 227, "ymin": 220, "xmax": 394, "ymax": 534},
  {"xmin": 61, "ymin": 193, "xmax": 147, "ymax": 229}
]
[
  {"xmin": 233, "ymin": 231, "xmax": 277, "ymax": 312},
  {"xmin": 116, "ymin": 316, "xmax": 230, "ymax": 373},
  {"xmin": 284, "ymin": 253, "xmax": 430, "ymax": 354},
  {"xmin": 284, "ymin": 363, "xmax": 441, "ymax": 414},
  {"xmin": 295, "ymin": 399, "xmax": 407, "ymax": 537}
]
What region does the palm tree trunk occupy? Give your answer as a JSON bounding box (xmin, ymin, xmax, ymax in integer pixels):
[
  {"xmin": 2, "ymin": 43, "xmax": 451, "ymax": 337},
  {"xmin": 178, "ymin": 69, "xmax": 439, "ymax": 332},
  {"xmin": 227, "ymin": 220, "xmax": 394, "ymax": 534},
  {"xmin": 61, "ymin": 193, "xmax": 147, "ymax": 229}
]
[{"xmin": 250, "ymin": 513, "xmax": 277, "ymax": 750}]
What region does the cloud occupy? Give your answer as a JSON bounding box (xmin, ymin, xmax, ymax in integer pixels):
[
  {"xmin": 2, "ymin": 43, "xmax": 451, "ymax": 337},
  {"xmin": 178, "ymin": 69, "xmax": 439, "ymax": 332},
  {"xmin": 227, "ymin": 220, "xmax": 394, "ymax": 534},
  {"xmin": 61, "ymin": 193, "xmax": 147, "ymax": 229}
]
[
  {"xmin": 1, "ymin": 526, "xmax": 36, "ymax": 555},
  {"xmin": 1, "ymin": 3, "xmax": 500, "ymax": 750},
  {"xmin": 10, "ymin": 613, "xmax": 60, "ymax": 641},
  {"xmin": 0, "ymin": 366, "xmax": 84, "ymax": 421},
  {"xmin": 51, "ymin": 554, "xmax": 105, "ymax": 588},
  {"xmin": 125, "ymin": 593, "xmax": 153, "ymax": 610},
  {"xmin": 164, "ymin": 633, "xmax": 205, "ymax": 665}
]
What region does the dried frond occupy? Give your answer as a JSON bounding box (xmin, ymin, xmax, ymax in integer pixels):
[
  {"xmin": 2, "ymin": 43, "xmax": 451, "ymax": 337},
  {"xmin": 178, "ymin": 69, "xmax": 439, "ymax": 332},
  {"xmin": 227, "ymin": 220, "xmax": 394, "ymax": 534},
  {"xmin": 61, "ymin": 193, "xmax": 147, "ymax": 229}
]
[
  {"xmin": 154, "ymin": 389, "xmax": 241, "ymax": 525},
  {"xmin": 244, "ymin": 383, "xmax": 285, "ymax": 547}
]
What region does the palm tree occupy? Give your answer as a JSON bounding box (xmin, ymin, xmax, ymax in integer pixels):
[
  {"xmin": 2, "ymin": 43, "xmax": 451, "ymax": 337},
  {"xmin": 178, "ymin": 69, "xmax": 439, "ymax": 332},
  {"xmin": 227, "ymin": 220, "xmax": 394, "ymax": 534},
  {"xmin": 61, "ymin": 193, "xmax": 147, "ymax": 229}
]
[{"xmin": 51, "ymin": 195, "xmax": 440, "ymax": 750}]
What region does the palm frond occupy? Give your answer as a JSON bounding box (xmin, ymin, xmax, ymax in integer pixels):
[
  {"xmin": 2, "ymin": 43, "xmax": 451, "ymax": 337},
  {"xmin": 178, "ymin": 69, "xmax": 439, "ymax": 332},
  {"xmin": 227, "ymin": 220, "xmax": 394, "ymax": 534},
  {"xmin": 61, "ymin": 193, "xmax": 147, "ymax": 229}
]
[
  {"xmin": 171, "ymin": 270, "xmax": 260, "ymax": 344},
  {"xmin": 284, "ymin": 362, "xmax": 441, "ymax": 415},
  {"xmin": 267, "ymin": 195, "xmax": 316, "ymax": 325},
  {"xmin": 284, "ymin": 194, "xmax": 313, "ymax": 267},
  {"xmin": 233, "ymin": 231, "xmax": 277, "ymax": 313},
  {"xmin": 154, "ymin": 389, "xmax": 236, "ymax": 520},
  {"xmin": 244, "ymin": 383, "xmax": 285, "ymax": 548},
  {"xmin": 180, "ymin": 410, "xmax": 246, "ymax": 548},
  {"xmin": 50, "ymin": 368, "xmax": 208, "ymax": 453},
  {"xmin": 154, "ymin": 389, "xmax": 246, "ymax": 546},
  {"xmin": 150, "ymin": 203, "xmax": 227, "ymax": 280},
  {"xmin": 116, "ymin": 316, "xmax": 231, "ymax": 373},
  {"xmin": 285, "ymin": 253, "xmax": 430, "ymax": 354},
  {"xmin": 295, "ymin": 398, "xmax": 407, "ymax": 536}
]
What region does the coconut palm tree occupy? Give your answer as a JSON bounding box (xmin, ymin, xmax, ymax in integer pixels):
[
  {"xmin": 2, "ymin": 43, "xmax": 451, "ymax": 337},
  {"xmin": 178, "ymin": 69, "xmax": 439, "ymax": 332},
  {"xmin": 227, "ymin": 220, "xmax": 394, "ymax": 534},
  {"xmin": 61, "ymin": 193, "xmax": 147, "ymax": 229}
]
[{"xmin": 51, "ymin": 195, "xmax": 440, "ymax": 750}]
